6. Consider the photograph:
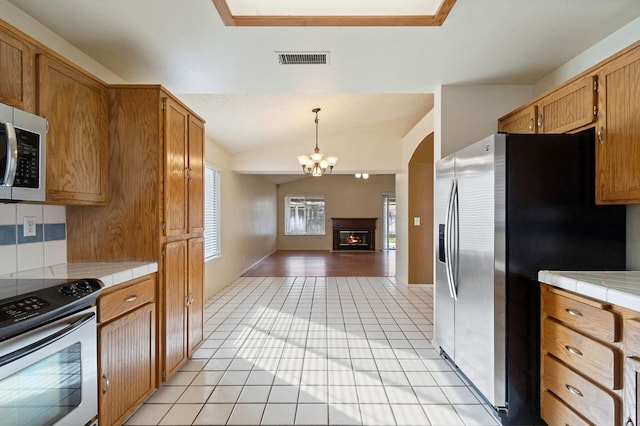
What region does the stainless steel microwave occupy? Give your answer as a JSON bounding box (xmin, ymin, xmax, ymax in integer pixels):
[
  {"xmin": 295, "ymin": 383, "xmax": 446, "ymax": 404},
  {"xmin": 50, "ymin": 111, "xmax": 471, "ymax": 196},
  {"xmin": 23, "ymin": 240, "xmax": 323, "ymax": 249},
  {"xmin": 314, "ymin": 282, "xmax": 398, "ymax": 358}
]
[{"xmin": 0, "ymin": 102, "xmax": 47, "ymax": 202}]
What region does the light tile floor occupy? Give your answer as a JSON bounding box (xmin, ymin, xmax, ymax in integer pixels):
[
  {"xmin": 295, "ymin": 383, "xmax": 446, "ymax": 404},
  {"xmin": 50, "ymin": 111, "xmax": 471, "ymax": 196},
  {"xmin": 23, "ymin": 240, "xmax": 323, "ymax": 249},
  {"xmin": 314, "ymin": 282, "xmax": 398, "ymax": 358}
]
[{"xmin": 125, "ymin": 276, "xmax": 499, "ymax": 426}]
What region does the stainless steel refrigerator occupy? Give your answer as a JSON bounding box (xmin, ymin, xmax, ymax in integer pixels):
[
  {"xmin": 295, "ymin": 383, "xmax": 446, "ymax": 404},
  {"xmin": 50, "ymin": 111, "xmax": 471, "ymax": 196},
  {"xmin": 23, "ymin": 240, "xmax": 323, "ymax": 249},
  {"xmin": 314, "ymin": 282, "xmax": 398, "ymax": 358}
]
[{"xmin": 434, "ymin": 128, "xmax": 625, "ymax": 425}]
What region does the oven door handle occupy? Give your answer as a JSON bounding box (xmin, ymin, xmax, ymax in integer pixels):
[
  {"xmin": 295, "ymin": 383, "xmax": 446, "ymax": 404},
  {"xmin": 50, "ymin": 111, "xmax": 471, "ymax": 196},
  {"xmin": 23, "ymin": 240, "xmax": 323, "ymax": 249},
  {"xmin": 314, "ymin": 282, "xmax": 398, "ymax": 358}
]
[{"xmin": 0, "ymin": 312, "xmax": 95, "ymax": 367}]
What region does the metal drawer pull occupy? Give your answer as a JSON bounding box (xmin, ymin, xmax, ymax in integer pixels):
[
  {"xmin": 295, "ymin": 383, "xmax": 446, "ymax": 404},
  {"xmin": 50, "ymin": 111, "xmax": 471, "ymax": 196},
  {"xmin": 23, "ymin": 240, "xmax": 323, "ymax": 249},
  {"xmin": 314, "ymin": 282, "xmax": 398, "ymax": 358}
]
[
  {"xmin": 102, "ymin": 374, "xmax": 110, "ymax": 394},
  {"xmin": 565, "ymin": 384, "xmax": 583, "ymax": 397},
  {"xmin": 565, "ymin": 308, "xmax": 583, "ymax": 317},
  {"xmin": 125, "ymin": 295, "xmax": 137, "ymax": 302},
  {"xmin": 565, "ymin": 345, "xmax": 583, "ymax": 356}
]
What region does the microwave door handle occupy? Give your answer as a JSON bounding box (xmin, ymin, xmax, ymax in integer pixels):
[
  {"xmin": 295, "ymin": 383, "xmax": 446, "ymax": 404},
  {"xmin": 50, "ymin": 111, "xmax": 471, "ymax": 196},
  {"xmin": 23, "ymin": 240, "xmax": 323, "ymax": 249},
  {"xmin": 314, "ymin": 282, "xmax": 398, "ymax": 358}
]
[{"xmin": 2, "ymin": 122, "xmax": 17, "ymax": 186}]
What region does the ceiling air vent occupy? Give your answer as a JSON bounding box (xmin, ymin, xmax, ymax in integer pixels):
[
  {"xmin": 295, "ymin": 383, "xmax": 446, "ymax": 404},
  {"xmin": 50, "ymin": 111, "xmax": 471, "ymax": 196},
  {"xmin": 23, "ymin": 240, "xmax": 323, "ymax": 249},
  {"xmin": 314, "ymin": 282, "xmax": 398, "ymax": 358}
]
[{"xmin": 276, "ymin": 51, "xmax": 329, "ymax": 65}]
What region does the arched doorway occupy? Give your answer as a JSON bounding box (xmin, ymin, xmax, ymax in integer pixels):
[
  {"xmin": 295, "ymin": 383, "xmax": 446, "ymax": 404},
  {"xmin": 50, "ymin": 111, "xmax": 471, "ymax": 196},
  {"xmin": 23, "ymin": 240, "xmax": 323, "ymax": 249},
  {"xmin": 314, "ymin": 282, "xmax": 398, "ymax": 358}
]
[{"xmin": 408, "ymin": 133, "xmax": 434, "ymax": 284}]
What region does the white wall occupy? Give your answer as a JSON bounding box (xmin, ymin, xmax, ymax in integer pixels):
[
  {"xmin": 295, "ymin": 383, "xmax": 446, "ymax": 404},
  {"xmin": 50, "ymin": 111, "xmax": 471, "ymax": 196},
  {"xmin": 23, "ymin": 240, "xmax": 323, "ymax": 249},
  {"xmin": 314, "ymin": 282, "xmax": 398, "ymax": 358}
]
[
  {"xmin": 232, "ymin": 118, "xmax": 405, "ymax": 174},
  {"xmin": 204, "ymin": 140, "xmax": 278, "ymax": 299},
  {"xmin": 1, "ymin": 0, "xmax": 126, "ymax": 84},
  {"xmin": 436, "ymin": 85, "xmax": 534, "ymax": 158}
]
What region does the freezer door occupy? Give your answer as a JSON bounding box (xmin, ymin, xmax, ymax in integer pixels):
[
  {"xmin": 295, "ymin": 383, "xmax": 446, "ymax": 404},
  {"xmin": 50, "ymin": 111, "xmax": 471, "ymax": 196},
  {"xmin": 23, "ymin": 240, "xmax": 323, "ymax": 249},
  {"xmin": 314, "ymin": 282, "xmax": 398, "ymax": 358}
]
[
  {"xmin": 454, "ymin": 134, "xmax": 506, "ymax": 408},
  {"xmin": 434, "ymin": 153, "xmax": 455, "ymax": 358}
]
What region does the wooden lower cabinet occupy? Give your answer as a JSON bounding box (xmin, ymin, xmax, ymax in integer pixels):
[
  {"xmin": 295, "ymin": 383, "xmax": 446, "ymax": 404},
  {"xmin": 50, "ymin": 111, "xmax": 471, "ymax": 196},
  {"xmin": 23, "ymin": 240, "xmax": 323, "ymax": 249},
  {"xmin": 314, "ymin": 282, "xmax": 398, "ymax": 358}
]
[
  {"xmin": 162, "ymin": 237, "xmax": 204, "ymax": 380},
  {"xmin": 188, "ymin": 237, "xmax": 204, "ymax": 356},
  {"xmin": 98, "ymin": 275, "xmax": 156, "ymax": 426},
  {"xmin": 540, "ymin": 283, "xmax": 633, "ymax": 425},
  {"xmin": 163, "ymin": 239, "xmax": 188, "ymax": 379}
]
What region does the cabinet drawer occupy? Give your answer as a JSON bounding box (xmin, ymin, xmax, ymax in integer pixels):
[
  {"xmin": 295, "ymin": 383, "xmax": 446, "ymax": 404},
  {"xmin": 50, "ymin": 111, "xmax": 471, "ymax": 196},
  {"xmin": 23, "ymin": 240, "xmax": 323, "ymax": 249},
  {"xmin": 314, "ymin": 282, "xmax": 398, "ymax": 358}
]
[
  {"xmin": 541, "ymin": 391, "xmax": 592, "ymax": 426},
  {"xmin": 543, "ymin": 354, "xmax": 620, "ymax": 425},
  {"xmin": 542, "ymin": 286, "xmax": 619, "ymax": 342},
  {"xmin": 543, "ymin": 317, "xmax": 621, "ymax": 389},
  {"xmin": 98, "ymin": 275, "xmax": 155, "ymax": 323}
]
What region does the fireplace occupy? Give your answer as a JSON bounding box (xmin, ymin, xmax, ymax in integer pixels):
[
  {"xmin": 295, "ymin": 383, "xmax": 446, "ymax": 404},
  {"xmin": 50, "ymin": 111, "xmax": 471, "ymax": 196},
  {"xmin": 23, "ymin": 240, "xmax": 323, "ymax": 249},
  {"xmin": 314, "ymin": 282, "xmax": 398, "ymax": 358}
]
[{"xmin": 332, "ymin": 218, "xmax": 376, "ymax": 251}]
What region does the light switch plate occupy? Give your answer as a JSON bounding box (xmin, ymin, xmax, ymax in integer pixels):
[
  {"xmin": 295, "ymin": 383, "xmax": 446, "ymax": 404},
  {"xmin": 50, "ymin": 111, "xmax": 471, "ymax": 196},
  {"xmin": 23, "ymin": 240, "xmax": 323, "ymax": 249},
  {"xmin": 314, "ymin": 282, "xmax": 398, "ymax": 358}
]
[{"xmin": 413, "ymin": 217, "xmax": 421, "ymax": 226}]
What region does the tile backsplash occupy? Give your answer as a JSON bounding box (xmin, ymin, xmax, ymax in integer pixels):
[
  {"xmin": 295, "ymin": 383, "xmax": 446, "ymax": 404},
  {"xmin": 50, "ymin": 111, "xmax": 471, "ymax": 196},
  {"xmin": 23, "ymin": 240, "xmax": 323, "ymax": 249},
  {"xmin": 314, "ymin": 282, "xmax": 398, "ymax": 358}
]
[{"xmin": 0, "ymin": 203, "xmax": 67, "ymax": 275}]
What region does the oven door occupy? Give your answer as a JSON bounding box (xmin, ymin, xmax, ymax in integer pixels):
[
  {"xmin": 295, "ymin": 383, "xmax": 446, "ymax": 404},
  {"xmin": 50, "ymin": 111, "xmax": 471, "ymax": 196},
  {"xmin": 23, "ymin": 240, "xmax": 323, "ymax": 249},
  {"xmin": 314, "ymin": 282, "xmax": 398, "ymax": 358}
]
[{"xmin": 0, "ymin": 308, "xmax": 97, "ymax": 426}]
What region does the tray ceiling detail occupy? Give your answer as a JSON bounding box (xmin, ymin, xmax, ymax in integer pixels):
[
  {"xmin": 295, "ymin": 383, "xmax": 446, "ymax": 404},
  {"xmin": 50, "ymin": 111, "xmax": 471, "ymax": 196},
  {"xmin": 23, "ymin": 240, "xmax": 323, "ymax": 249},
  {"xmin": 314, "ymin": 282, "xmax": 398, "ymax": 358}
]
[{"xmin": 212, "ymin": 0, "xmax": 456, "ymax": 26}]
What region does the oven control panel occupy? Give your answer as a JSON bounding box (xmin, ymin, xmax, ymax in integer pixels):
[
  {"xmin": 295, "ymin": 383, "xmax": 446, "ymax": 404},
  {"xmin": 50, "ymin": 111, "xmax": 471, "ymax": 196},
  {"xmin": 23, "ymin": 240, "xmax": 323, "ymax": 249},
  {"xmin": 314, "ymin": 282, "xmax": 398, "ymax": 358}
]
[
  {"xmin": 0, "ymin": 278, "xmax": 103, "ymax": 341},
  {"xmin": 0, "ymin": 296, "xmax": 50, "ymax": 322}
]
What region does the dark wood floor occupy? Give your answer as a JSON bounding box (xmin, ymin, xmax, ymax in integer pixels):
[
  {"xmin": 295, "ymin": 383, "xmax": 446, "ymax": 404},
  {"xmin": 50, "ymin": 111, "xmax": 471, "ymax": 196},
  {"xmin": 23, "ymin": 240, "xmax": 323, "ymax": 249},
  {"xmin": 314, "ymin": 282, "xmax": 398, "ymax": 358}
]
[{"xmin": 242, "ymin": 250, "xmax": 396, "ymax": 277}]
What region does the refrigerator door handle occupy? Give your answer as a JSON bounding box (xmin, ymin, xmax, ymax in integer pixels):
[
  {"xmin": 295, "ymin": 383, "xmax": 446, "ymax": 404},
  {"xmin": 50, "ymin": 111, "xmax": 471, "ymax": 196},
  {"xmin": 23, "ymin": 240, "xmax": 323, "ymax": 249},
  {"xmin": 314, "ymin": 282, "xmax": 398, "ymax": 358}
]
[
  {"xmin": 445, "ymin": 178, "xmax": 458, "ymax": 300},
  {"xmin": 450, "ymin": 179, "xmax": 459, "ymax": 300}
]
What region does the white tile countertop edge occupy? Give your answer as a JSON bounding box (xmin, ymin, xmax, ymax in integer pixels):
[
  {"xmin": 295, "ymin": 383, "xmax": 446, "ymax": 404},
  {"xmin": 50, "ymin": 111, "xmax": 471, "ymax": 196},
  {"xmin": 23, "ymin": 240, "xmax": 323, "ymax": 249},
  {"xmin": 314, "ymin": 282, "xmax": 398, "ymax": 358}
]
[
  {"xmin": 539, "ymin": 270, "xmax": 640, "ymax": 311},
  {"xmin": 0, "ymin": 262, "xmax": 158, "ymax": 289}
]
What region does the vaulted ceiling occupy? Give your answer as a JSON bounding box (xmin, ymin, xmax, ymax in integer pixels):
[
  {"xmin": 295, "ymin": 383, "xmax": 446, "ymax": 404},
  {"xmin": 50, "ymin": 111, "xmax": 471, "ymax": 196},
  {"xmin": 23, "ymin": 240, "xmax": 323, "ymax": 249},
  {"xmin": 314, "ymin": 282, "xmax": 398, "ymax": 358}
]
[{"xmin": 5, "ymin": 0, "xmax": 640, "ymax": 166}]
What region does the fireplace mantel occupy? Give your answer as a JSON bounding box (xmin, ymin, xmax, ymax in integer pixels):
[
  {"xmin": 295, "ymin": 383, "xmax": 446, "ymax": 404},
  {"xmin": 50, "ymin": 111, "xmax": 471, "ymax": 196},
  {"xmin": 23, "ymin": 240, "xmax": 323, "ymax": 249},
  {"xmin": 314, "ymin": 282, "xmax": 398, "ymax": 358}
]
[{"xmin": 331, "ymin": 218, "xmax": 377, "ymax": 251}]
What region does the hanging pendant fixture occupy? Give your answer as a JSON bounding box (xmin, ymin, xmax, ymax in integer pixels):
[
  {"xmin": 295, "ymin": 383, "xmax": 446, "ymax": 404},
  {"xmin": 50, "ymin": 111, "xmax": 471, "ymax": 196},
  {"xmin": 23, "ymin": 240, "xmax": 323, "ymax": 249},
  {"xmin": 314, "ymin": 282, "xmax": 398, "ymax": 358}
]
[{"xmin": 297, "ymin": 108, "xmax": 338, "ymax": 177}]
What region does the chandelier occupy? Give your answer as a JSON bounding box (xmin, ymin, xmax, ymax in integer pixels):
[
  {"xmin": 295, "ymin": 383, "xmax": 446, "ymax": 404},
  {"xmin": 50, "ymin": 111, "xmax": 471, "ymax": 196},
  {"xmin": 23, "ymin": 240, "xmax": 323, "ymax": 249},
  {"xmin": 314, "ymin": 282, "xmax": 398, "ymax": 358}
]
[{"xmin": 297, "ymin": 108, "xmax": 338, "ymax": 177}]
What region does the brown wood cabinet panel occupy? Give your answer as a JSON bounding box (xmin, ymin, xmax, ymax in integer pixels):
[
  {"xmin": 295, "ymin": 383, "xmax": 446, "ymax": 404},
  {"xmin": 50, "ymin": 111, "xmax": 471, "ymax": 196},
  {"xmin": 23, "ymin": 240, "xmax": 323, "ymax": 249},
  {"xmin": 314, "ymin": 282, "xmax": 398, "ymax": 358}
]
[
  {"xmin": 66, "ymin": 87, "xmax": 160, "ymax": 261},
  {"xmin": 541, "ymin": 391, "xmax": 592, "ymax": 426},
  {"xmin": 98, "ymin": 276, "xmax": 155, "ymax": 323},
  {"xmin": 99, "ymin": 302, "xmax": 156, "ymax": 426},
  {"xmin": 163, "ymin": 239, "xmax": 188, "ymax": 379},
  {"xmin": 188, "ymin": 237, "xmax": 204, "ymax": 356},
  {"xmin": 596, "ymin": 45, "xmax": 640, "ymax": 204},
  {"xmin": 37, "ymin": 54, "xmax": 108, "ymax": 204},
  {"xmin": 542, "ymin": 286, "xmax": 619, "ymax": 342},
  {"xmin": 543, "ymin": 354, "xmax": 620, "ymax": 426},
  {"xmin": 543, "ymin": 317, "xmax": 621, "ymax": 389},
  {"xmin": 0, "ymin": 24, "xmax": 35, "ymax": 112},
  {"xmin": 498, "ymin": 104, "xmax": 537, "ymax": 133},
  {"xmin": 188, "ymin": 116, "xmax": 205, "ymax": 234},
  {"xmin": 537, "ymin": 75, "xmax": 597, "ymax": 134},
  {"xmin": 163, "ymin": 98, "xmax": 189, "ymax": 236}
]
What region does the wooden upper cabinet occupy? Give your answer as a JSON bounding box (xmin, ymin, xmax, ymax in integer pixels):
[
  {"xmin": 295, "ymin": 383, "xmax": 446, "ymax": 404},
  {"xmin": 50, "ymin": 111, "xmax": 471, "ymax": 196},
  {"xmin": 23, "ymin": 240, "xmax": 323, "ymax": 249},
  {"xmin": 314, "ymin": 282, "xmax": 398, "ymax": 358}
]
[
  {"xmin": 0, "ymin": 25, "xmax": 35, "ymax": 112},
  {"xmin": 537, "ymin": 75, "xmax": 598, "ymax": 134},
  {"xmin": 37, "ymin": 54, "xmax": 108, "ymax": 204},
  {"xmin": 188, "ymin": 116, "xmax": 204, "ymax": 234},
  {"xmin": 498, "ymin": 104, "xmax": 537, "ymax": 133},
  {"xmin": 163, "ymin": 97, "xmax": 189, "ymax": 236},
  {"xmin": 596, "ymin": 44, "xmax": 640, "ymax": 204}
]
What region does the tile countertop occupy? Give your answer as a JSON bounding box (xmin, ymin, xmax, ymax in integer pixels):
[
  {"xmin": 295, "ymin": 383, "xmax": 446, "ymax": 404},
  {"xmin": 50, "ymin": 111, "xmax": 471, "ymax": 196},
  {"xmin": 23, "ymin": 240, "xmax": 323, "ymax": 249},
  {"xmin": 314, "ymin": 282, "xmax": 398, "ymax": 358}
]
[
  {"xmin": 539, "ymin": 270, "xmax": 640, "ymax": 312},
  {"xmin": 0, "ymin": 262, "xmax": 158, "ymax": 289}
]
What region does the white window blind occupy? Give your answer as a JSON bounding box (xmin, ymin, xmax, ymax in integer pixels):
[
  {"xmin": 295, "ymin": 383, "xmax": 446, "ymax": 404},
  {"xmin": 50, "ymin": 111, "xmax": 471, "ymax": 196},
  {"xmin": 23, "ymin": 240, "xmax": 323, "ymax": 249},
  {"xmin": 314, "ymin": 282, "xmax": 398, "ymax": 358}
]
[{"xmin": 204, "ymin": 165, "xmax": 220, "ymax": 259}]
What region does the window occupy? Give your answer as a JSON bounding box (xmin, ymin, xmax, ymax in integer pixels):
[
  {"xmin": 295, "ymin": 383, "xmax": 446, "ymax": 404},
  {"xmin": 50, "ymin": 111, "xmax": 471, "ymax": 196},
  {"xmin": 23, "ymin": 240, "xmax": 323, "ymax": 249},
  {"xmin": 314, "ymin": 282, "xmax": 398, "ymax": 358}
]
[
  {"xmin": 204, "ymin": 165, "xmax": 220, "ymax": 259},
  {"xmin": 285, "ymin": 195, "xmax": 325, "ymax": 235}
]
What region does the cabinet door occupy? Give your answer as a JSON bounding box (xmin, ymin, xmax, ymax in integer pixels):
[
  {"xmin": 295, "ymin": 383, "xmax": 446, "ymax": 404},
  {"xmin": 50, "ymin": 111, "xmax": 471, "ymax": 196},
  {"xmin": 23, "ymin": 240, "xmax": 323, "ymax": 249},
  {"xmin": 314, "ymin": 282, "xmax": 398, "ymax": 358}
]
[
  {"xmin": 0, "ymin": 25, "xmax": 35, "ymax": 112},
  {"xmin": 188, "ymin": 116, "xmax": 205, "ymax": 234},
  {"xmin": 163, "ymin": 239, "xmax": 188, "ymax": 380},
  {"xmin": 498, "ymin": 104, "xmax": 537, "ymax": 133},
  {"xmin": 99, "ymin": 303, "xmax": 156, "ymax": 426},
  {"xmin": 596, "ymin": 45, "xmax": 640, "ymax": 203},
  {"xmin": 188, "ymin": 237, "xmax": 204, "ymax": 356},
  {"xmin": 163, "ymin": 98, "xmax": 188, "ymax": 236},
  {"xmin": 37, "ymin": 54, "xmax": 108, "ymax": 204},
  {"xmin": 537, "ymin": 75, "xmax": 598, "ymax": 134}
]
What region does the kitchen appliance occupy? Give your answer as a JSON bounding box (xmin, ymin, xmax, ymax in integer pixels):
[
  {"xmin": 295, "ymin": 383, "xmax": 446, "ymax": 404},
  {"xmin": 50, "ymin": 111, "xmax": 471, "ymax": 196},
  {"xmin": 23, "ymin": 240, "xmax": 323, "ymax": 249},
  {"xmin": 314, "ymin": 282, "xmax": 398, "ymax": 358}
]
[
  {"xmin": 435, "ymin": 128, "xmax": 626, "ymax": 424},
  {"xmin": 0, "ymin": 277, "xmax": 103, "ymax": 425},
  {"xmin": 0, "ymin": 102, "xmax": 47, "ymax": 202}
]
